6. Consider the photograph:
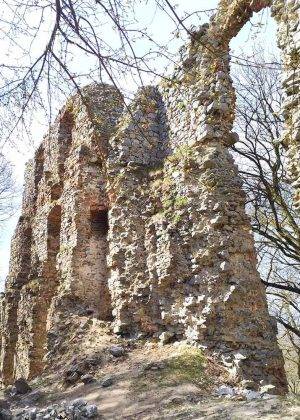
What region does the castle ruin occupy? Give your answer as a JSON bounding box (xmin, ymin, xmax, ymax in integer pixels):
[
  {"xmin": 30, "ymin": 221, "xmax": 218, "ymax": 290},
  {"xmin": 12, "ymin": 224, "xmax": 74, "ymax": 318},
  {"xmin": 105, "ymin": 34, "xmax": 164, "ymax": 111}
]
[{"xmin": 0, "ymin": 0, "xmax": 299, "ymax": 395}]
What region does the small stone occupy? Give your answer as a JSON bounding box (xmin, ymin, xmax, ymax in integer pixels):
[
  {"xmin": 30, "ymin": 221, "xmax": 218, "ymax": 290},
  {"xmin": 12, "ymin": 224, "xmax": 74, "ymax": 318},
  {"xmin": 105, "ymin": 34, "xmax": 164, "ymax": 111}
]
[
  {"xmin": 144, "ymin": 361, "xmax": 165, "ymax": 371},
  {"xmin": 81, "ymin": 374, "xmax": 96, "ymax": 384},
  {"xmin": 242, "ymin": 389, "xmax": 262, "ymax": 401},
  {"xmin": 202, "ymin": 158, "xmax": 216, "ymax": 170},
  {"xmin": 28, "ymin": 408, "xmax": 38, "ymax": 419},
  {"xmin": 259, "ymin": 384, "xmax": 276, "ymax": 395},
  {"xmin": 166, "ymin": 396, "xmax": 185, "ymax": 405},
  {"xmin": 211, "ymin": 215, "xmax": 227, "ymax": 226},
  {"xmin": 85, "ymin": 404, "xmax": 98, "ymax": 418},
  {"xmin": 14, "ymin": 378, "xmax": 32, "ymax": 395},
  {"xmin": 102, "ymin": 377, "xmax": 114, "ymax": 387},
  {"xmin": 216, "ymin": 70, "xmax": 226, "ymax": 80},
  {"xmin": 109, "ymin": 345, "xmax": 125, "ymax": 357},
  {"xmin": 0, "ymin": 408, "xmax": 13, "ymax": 420},
  {"xmin": 227, "ymin": 131, "xmax": 239, "ymax": 145},
  {"xmin": 215, "ymin": 385, "xmax": 235, "ymax": 397},
  {"xmin": 73, "ymin": 398, "xmax": 87, "ymax": 408},
  {"xmin": 65, "ymin": 371, "xmax": 80, "ymax": 384},
  {"xmin": 220, "ymin": 261, "xmax": 230, "ymax": 272},
  {"xmin": 159, "ymin": 331, "xmax": 174, "ymax": 345},
  {"xmin": 186, "ymin": 394, "xmax": 200, "ymax": 404}
]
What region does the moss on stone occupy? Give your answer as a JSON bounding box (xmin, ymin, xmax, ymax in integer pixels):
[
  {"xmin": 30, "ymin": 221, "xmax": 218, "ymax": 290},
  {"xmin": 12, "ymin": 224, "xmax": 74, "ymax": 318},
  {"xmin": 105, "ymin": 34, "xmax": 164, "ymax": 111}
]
[{"xmin": 131, "ymin": 346, "xmax": 209, "ymax": 391}]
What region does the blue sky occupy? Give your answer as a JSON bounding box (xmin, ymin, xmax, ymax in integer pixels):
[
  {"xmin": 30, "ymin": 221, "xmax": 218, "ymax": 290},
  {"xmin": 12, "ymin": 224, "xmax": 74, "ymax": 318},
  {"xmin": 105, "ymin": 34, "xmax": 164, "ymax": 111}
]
[{"xmin": 0, "ymin": 1, "xmax": 279, "ymax": 289}]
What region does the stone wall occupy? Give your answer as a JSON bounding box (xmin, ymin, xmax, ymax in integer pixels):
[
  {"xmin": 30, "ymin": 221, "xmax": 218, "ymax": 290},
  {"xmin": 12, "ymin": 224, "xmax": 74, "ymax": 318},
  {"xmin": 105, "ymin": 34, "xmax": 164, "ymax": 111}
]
[
  {"xmin": 272, "ymin": 0, "xmax": 300, "ymax": 206},
  {"xmin": 0, "ymin": 85, "xmax": 124, "ymax": 384},
  {"xmin": 1, "ymin": 0, "xmax": 298, "ymax": 395}
]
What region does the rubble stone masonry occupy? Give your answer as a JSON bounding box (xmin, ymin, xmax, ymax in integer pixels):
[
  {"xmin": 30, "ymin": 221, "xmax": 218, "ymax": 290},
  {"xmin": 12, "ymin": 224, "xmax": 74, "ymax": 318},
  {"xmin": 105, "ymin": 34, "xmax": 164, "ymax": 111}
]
[{"xmin": 1, "ymin": 0, "xmax": 299, "ymax": 395}]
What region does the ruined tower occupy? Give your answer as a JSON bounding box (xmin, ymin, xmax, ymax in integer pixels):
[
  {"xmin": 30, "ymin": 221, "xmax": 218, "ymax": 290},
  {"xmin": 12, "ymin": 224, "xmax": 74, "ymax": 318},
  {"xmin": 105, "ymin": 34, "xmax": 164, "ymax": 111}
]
[{"xmin": 1, "ymin": 0, "xmax": 299, "ymax": 395}]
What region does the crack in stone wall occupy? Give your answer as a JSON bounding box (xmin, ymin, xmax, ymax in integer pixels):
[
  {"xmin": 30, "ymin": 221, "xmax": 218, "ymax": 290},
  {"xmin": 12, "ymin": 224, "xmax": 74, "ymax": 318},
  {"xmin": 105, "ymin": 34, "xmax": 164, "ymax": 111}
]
[{"xmin": 1, "ymin": 0, "xmax": 298, "ymax": 395}]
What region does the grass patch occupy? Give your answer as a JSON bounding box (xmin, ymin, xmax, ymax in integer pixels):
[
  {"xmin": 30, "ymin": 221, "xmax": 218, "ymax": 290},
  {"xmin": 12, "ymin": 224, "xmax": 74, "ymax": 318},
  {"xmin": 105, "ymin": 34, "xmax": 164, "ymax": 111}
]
[
  {"xmin": 132, "ymin": 346, "xmax": 211, "ymax": 392},
  {"xmin": 162, "ymin": 347, "xmax": 205, "ymax": 385}
]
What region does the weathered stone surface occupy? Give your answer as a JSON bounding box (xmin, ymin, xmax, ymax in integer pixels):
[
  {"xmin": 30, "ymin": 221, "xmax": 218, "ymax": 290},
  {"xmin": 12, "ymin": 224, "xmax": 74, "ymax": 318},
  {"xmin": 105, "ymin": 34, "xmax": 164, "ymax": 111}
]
[
  {"xmin": 109, "ymin": 345, "xmax": 125, "ymax": 358},
  {"xmin": 13, "ymin": 378, "xmax": 32, "ymax": 395},
  {"xmin": 13, "ymin": 399, "xmax": 99, "ymax": 419},
  {"xmin": 0, "ymin": 84, "xmax": 124, "ymax": 386},
  {"xmin": 0, "ymin": 407, "xmax": 12, "ymax": 419},
  {"xmin": 81, "ymin": 374, "xmax": 96, "ymax": 384},
  {"xmin": 101, "ymin": 377, "xmax": 114, "ymax": 388},
  {"xmin": 272, "ymin": 0, "xmax": 300, "ymax": 207},
  {"xmin": 1, "ymin": 0, "xmax": 297, "ymax": 396}
]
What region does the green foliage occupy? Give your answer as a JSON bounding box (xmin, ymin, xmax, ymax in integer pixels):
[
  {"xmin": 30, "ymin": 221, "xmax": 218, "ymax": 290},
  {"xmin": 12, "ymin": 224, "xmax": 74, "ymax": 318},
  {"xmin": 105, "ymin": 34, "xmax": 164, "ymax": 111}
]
[
  {"xmin": 150, "ymin": 166, "xmax": 190, "ymax": 225},
  {"xmin": 173, "ymin": 196, "xmax": 188, "ymax": 209},
  {"xmin": 161, "ymin": 197, "xmax": 174, "ymax": 210},
  {"xmin": 131, "ymin": 346, "xmax": 210, "ymax": 392},
  {"xmin": 171, "ymin": 213, "xmax": 182, "ymax": 224},
  {"xmin": 177, "ymin": 101, "xmax": 187, "ymax": 111},
  {"xmin": 161, "ymin": 346, "xmax": 206, "ymax": 386},
  {"xmin": 167, "ymin": 145, "xmax": 198, "ymax": 172},
  {"xmin": 168, "ymin": 145, "xmax": 194, "ymax": 165},
  {"xmin": 161, "ymin": 193, "xmax": 189, "ymax": 225}
]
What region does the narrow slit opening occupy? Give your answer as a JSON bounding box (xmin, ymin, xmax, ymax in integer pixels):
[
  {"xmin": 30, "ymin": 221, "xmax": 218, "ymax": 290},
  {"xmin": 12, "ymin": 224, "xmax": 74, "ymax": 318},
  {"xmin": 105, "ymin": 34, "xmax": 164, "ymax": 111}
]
[
  {"xmin": 90, "ymin": 209, "xmax": 109, "ymax": 236},
  {"xmin": 89, "ymin": 207, "xmax": 112, "ymax": 321}
]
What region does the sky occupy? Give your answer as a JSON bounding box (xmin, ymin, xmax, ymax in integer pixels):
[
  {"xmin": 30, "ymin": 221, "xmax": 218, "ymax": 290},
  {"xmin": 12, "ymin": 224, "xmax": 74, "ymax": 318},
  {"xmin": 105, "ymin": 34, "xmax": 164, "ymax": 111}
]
[{"xmin": 0, "ymin": 1, "xmax": 279, "ymax": 289}]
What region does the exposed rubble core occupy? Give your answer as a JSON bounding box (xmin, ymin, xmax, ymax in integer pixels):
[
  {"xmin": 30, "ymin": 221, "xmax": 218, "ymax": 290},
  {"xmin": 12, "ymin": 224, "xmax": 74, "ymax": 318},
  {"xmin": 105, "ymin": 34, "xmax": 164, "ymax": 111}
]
[{"xmin": 1, "ymin": 0, "xmax": 299, "ymax": 396}]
